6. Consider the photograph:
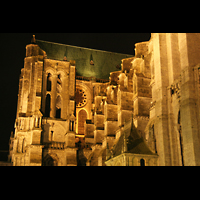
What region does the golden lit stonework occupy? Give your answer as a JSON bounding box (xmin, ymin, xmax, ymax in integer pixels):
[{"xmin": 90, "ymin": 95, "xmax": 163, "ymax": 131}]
[{"xmin": 8, "ymin": 34, "xmax": 200, "ymax": 166}]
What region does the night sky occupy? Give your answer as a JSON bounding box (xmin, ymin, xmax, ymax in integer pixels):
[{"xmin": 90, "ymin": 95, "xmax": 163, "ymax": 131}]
[{"xmin": 0, "ymin": 33, "xmax": 151, "ymax": 161}]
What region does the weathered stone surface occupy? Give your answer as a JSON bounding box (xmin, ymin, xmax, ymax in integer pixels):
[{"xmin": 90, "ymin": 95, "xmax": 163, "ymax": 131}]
[{"xmin": 9, "ymin": 34, "xmax": 200, "ymax": 166}]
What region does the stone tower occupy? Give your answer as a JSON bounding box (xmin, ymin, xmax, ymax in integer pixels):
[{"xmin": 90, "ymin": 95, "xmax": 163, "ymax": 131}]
[
  {"xmin": 9, "ymin": 36, "xmax": 77, "ymax": 166},
  {"xmin": 145, "ymin": 33, "xmax": 200, "ymax": 166},
  {"xmin": 9, "ymin": 35, "xmax": 132, "ymax": 166}
]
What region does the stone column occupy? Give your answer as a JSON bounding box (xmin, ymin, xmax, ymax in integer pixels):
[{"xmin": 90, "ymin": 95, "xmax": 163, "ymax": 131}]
[
  {"xmin": 178, "ymin": 33, "xmax": 200, "ymax": 166},
  {"xmin": 152, "ymin": 33, "xmax": 171, "ymax": 166}
]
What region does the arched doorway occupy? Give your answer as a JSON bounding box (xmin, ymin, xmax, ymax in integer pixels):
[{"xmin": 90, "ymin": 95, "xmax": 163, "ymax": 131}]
[
  {"xmin": 140, "ymin": 158, "xmax": 145, "ymax": 166},
  {"xmin": 43, "ymin": 154, "xmax": 58, "ymax": 166},
  {"xmin": 78, "ymin": 109, "xmax": 87, "ymax": 135}
]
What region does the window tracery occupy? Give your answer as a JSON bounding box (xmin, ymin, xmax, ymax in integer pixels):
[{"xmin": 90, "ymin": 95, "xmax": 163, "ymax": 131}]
[{"xmin": 75, "ymin": 88, "xmax": 87, "ymax": 108}]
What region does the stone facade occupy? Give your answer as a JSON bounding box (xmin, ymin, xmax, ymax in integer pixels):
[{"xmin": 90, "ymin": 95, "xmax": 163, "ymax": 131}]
[
  {"xmin": 9, "ymin": 39, "xmax": 77, "ymax": 166},
  {"xmin": 8, "ymin": 33, "xmax": 200, "ymax": 166}
]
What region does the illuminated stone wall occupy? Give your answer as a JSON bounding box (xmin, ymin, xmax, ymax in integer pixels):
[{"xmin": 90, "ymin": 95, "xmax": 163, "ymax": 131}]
[
  {"xmin": 9, "ymin": 34, "xmax": 200, "ymax": 166},
  {"xmin": 144, "ymin": 33, "xmax": 200, "ymax": 166},
  {"xmin": 9, "ymin": 38, "xmax": 77, "ymax": 166}
]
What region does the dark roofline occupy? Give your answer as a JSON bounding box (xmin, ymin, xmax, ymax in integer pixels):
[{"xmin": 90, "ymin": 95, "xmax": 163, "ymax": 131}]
[
  {"xmin": 109, "ymin": 117, "xmax": 157, "ymax": 158},
  {"xmin": 36, "ymin": 39, "xmax": 134, "ymax": 57}
]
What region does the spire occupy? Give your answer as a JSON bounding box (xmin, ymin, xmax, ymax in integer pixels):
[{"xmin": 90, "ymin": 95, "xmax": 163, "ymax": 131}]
[
  {"xmin": 31, "ymin": 35, "xmax": 36, "ymax": 44},
  {"xmin": 90, "ymin": 54, "xmax": 94, "ymax": 65}
]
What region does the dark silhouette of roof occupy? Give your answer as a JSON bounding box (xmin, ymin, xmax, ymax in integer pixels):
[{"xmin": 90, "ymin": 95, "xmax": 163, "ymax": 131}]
[
  {"xmin": 36, "ymin": 39, "xmax": 133, "ymax": 80},
  {"xmin": 109, "ymin": 118, "xmax": 156, "ymax": 158}
]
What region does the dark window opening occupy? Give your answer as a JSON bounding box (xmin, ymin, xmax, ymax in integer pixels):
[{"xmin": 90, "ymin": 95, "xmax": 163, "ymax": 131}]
[
  {"xmin": 140, "ymin": 159, "xmax": 145, "ymax": 166},
  {"xmin": 37, "ymin": 118, "xmax": 40, "ymax": 128},
  {"xmin": 22, "ymin": 138, "xmax": 25, "ymax": 153},
  {"xmin": 45, "ymin": 94, "xmax": 51, "ymax": 117},
  {"xmin": 56, "ymin": 108, "xmax": 61, "ymax": 119},
  {"xmin": 51, "ymin": 131, "xmax": 54, "ymax": 141},
  {"xmin": 171, "ymin": 88, "xmax": 175, "ymax": 96},
  {"xmin": 47, "ymin": 73, "xmax": 52, "ymax": 91},
  {"xmin": 70, "ymin": 120, "xmax": 74, "ymax": 131}
]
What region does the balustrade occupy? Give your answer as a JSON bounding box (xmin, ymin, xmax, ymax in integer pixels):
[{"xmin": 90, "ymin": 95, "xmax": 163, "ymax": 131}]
[{"xmin": 45, "ymin": 142, "xmax": 65, "ymax": 150}]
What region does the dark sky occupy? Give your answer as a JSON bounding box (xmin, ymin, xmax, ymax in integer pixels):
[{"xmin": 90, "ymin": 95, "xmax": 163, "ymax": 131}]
[{"xmin": 0, "ymin": 33, "xmax": 151, "ymax": 161}]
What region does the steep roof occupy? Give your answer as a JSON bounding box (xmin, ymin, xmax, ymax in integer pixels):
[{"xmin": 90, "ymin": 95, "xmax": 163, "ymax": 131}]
[
  {"xmin": 36, "ymin": 39, "xmax": 133, "ymax": 80},
  {"xmin": 111, "ymin": 118, "xmax": 156, "ymax": 158}
]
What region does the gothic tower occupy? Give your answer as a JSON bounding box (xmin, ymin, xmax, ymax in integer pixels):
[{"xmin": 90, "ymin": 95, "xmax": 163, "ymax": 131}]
[
  {"xmin": 9, "ymin": 36, "xmax": 77, "ymax": 166},
  {"xmin": 146, "ymin": 33, "xmax": 200, "ymax": 166}
]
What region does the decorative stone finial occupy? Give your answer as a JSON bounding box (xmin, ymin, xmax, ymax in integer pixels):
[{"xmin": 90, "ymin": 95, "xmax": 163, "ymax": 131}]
[
  {"xmin": 90, "ymin": 60, "xmax": 94, "ymax": 65},
  {"xmin": 31, "ymin": 35, "xmax": 36, "ymax": 44}
]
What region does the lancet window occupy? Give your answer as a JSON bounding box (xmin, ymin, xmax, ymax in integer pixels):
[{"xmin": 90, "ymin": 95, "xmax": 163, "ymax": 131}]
[
  {"xmin": 45, "ymin": 94, "xmax": 51, "ymax": 117},
  {"xmin": 140, "ymin": 158, "xmax": 145, "ymax": 166},
  {"xmin": 47, "ymin": 73, "xmax": 52, "ymax": 91}
]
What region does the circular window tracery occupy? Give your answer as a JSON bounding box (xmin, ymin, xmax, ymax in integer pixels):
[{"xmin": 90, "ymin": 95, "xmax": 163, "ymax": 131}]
[{"xmin": 75, "ymin": 88, "xmax": 87, "ymax": 108}]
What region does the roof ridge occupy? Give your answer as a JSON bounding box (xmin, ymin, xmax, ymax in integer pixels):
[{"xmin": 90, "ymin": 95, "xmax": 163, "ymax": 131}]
[
  {"xmin": 36, "ymin": 39, "xmax": 134, "ymax": 56},
  {"xmin": 111, "ymin": 117, "xmax": 157, "ymax": 157}
]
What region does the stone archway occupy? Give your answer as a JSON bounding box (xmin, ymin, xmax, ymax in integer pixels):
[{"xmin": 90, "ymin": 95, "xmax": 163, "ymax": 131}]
[
  {"xmin": 114, "ymin": 160, "xmax": 122, "ymax": 166},
  {"xmin": 78, "ymin": 109, "xmax": 88, "ymax": 135},
  {"xmin": 43, "ymin": 154, "xmax": 59, "ymax": 166}
]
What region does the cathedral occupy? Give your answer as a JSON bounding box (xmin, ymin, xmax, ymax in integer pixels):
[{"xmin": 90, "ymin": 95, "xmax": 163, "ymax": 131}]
[{"xmin": 8, "ymin": 33, "xmax": 200, "ymax": 166}]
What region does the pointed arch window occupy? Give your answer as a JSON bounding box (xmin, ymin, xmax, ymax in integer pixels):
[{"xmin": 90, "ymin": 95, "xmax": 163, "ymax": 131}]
[
  {"xmin": 78, "ymin": 109, "xmax": 87, "ymax": 135},
  {"xmin": 45, "ymin": 94, "xmax": 51, "ymax": 117},
  {"xmin": 140, "ymin": 158, "xmax": 145, "ymax": 166},
  {"xmin": 57, "ymin": 74, "xmax": 62, "ymax": 93},
  {"xmin": 47, "ymin": 73, "xmax": 52, "ymax": 91}
]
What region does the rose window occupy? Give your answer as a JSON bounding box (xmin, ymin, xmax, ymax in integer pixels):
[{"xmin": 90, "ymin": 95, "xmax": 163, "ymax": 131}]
[{"xmin": 75, "ymin": 88, "xmax": 87, "ymax": 108}]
